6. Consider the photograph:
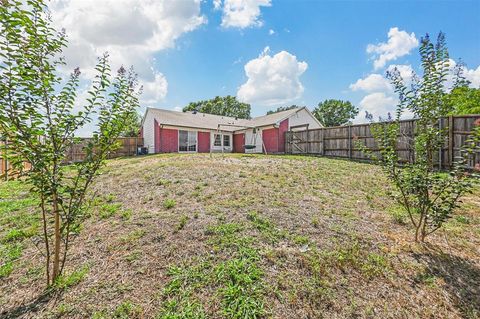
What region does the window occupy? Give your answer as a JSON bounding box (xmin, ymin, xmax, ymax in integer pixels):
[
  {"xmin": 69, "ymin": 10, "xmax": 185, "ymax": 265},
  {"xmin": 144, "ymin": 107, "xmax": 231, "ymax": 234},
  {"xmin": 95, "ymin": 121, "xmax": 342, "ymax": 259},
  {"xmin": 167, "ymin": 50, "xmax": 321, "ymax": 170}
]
[
  {"xmin": 223, "ymin": 135, "xmax": 230, "ymax": 147},
  {"xmin": 214, "ymin": 134, "xmax": 222, "ymax": 147},
  {"xmin": 214, "ymin": 134, "xmax": 231, "ymax": 148},
  {"xmin": 179, "ymin": 130, "xmax": 197, "ymax": 152}
]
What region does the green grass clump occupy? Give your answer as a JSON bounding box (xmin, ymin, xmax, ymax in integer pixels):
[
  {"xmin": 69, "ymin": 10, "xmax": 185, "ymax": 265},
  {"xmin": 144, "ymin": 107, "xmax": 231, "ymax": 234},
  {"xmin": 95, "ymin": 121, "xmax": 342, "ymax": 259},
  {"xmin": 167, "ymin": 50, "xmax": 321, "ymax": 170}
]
[
  {"xmin": 246, "ymin": 211, "xmax": 286, "ymax": 243},
  {"xmin": 175, "ymin": 215, "xmax": 189, "ymax": 232},
  {"xmin": 215, "ymin": 254, "xmax": 264, "ymax": 319},
  {"xmin": 93, "ymin": 300, "xmax": 143, "ymax": 319},
  {"xmin": 163, "ymin": 199, "xmax": 176, "ymax": 209},
  {"xmin": 52, "ymin": 265, "xmax": 89, "ymax": 290},
  {"xmin": 121, "ymin": 209, "xmax": 133, "ymax": 221},
  {"xmin": 121, "ymin": 229, "xmax": 145, "ymax": 243},
  {"xmin": 158, "ymin": 299, "xmax": 206, "ymax": 319},
  {"xmin": 159, "ymin": 221, "xmax": 265, "ymax": 318},
  {"xmin": 361, "ymin": 253, "xmax": 389, "ymax": 278},
  {"xmin": 125, "ymin": 250, "xmax": 142, "ymax": 263},
  {"xmin": 455, "ymin": 215, "xmax": 470, "ymax": 224},
  {"xmin": 0, "ymin": 242, "xmax": 23, "ymax": 278},
  {"xmin": 113, "ymin": 300, "xmax": 143, "ymax": 318},
  {"xmin": 99, "ymin": 203, "xmax": 122, "ymax": 219},
  {"xmin": 388, "ymin": 206, "xmax": 408, "ymax": 225}
]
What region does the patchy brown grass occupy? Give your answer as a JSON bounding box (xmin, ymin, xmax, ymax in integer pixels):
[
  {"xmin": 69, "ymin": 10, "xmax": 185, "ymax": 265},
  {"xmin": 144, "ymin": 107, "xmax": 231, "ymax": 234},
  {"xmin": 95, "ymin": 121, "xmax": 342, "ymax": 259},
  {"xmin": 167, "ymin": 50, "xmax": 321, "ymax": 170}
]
[{"xmin": 1, "ymin": 153, "xmax": 479, "ymax": 318}]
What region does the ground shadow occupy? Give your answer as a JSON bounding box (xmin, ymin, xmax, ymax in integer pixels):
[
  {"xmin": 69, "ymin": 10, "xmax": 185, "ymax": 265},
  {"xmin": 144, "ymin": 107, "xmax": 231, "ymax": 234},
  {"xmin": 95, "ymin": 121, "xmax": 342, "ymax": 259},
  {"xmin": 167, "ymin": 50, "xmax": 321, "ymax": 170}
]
[
  {"xmin": 1, "ymin": 291, "xmax": 56, "ymax": 319},
  {"xmin": 414, "ymin": 250, "xmax": 480, "ymax": 318}
]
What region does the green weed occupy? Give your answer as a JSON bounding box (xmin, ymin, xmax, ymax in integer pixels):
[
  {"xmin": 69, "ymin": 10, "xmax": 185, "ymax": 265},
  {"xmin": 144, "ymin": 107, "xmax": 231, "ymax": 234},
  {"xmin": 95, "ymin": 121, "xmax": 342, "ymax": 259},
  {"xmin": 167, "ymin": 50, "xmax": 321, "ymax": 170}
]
[
  {"xmin": 163, "ymin": 199, "xmax": 176, "ymax": 209},
  {"xmin": 52, "ymin": 265, "xmax": 89, "ymax": 290},
  {"xmin": 99, "ymin": 203, "xmax": 122, "ymax": 219},
  {"xmin": 174, "ymin": 215, "xmax": 189, "ymax": 233}
]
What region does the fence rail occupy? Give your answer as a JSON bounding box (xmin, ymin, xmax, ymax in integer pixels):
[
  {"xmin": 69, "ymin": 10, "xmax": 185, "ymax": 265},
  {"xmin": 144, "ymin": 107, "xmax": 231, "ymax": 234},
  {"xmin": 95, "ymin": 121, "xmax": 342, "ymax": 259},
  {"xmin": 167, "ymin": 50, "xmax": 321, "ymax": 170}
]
[
  {"xmin": 285, "ymin": 115, "xmax": 480, "ymax": 169},
  {"xmin": 0, "ymin": 137, "xmax": 143, "ymax": 180},
  {"xmin": 64, "ymin": 137, "xmax": 143, "ymax": 163}
]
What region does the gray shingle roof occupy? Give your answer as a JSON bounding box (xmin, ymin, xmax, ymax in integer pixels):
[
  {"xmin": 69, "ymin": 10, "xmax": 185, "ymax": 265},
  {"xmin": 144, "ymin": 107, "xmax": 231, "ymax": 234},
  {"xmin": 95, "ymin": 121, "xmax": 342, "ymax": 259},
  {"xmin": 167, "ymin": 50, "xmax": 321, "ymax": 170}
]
[{"xmin": 146, "ymin": 107, "xmax": 303, "ymax": 132}]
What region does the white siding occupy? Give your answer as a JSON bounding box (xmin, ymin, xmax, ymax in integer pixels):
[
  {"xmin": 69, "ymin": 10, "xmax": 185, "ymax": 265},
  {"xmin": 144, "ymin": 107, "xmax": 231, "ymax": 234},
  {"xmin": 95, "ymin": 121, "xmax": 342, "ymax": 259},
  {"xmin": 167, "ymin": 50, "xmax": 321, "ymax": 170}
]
[
  {"xmin": 244, "ymin": 129, "xmax": 263, "ymax": 153},
  {"xmin": 142, "ymin": 110, "xmax": 156, "ymax": 154},
  {"xmin": 288, "ymin": 108, "xmax": 322, "ymax": 130}
]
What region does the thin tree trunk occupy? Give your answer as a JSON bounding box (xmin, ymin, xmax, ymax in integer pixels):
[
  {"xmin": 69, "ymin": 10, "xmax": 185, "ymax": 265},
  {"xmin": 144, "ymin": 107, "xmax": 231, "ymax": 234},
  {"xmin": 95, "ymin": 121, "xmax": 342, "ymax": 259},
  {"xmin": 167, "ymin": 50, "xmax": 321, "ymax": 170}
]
[
  {"xmin": 40, "ymin": 196, "xmax": 51, "ymax": 286},
  {"xmin": 52, "ymin": 193, "xmax": 61, "ymax": 282}
]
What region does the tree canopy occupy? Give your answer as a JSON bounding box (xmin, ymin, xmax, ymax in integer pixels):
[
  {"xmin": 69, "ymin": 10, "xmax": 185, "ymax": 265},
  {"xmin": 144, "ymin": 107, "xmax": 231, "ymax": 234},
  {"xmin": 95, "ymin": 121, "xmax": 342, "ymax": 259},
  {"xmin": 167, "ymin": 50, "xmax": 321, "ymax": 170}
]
[
  {"xmin": 313, "ymin": 100, "xmax": 358, "ymax": 127},
  {"xmin": 120, "ymin": 110, "xmax": 142, "ymax": 137},
  {"xmin": 266, "ymin": 105, "xmax": 301, "ymax": 115},
  {"xmin": 445, "ymin": 87, "xmax": 480, "ymax": 115},
  {"xmin": 183, "ymin": 96, "xmax": 251, "ymax": 119}
]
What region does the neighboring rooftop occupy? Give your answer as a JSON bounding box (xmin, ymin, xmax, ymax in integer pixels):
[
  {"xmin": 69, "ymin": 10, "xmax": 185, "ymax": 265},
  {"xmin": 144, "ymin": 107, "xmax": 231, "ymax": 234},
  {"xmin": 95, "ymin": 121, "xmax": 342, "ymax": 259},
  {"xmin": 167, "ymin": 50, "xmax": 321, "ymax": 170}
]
[{"xmin": 145, "ymin": 107, "xmax": 304, "ymax": 132}]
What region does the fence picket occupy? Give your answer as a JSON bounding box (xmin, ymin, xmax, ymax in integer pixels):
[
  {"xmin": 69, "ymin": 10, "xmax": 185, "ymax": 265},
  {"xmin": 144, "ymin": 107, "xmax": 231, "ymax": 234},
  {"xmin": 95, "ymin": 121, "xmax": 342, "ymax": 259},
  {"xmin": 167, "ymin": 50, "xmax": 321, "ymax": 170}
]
[{"xmin": 285, "ymin": 115, "xmax": 480, "ymax": 169}]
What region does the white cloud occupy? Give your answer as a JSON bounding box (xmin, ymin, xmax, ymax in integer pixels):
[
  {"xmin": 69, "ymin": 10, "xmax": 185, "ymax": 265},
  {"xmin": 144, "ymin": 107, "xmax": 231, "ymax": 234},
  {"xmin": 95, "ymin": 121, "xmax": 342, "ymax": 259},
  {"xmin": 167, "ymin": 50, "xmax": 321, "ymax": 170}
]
[
  {"xmin": 358, "ymin": 92, "xmax": 398, "ymax": 118},
  {"xmin": 141, "ymin": 73, "xmax": 168, "ymax": 104},
  {"xmin": 350, "ymin": 74, "xmax": 392, "ymax": 92},
  {"xmin": 217, "ymin": 0, "xmax": 271, "ymax": 28},
  {"xmin": 49, "ymin": 0, "xmax": 206, "ymax": 104},
  {"xmin": 465, "ymin": 65, "xmax": 480, "ymax": 88},
  {"xmin": 437, "ymin": 59, "xmax": 480, "ymax": 90},
  {"xmin": 352, "ymin": 65, "xmax": 415, "ymax": 121},
  {"xmin": 367, "ymin": 27, "xmax": 418, "ymax": 70},
  {"xmin": 237, "ymin": 47, "xmax": 308, "ymax": 106},
  {"xmin": 269, "ymin": 29, "xmax": 275, "ymax": 35},
  {"xmin": 386, "ymin": 64, "xmax": 414, "ymax": 83},
  {"xmin": 213, "ymin": 0, "xmax": 222, "ymax": 10}
]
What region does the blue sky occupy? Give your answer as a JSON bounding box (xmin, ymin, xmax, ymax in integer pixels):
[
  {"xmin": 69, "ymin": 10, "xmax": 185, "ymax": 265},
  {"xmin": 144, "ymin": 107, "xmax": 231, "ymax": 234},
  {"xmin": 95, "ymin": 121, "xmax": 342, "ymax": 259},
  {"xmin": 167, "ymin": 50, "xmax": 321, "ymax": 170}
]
[{"xmin": 50, "ymin": 0, "xmax": 480, "ymax": 124}]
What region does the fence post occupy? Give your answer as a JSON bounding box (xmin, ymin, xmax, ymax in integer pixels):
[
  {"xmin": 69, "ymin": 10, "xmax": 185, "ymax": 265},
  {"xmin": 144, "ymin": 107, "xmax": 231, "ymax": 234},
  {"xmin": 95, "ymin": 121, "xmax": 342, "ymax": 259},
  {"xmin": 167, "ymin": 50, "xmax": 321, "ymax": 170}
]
[
  {"xmin": 306, "ymin": 129, "xmax": 310, "ymax": 154},
  {"xmin": 321, "ymin": 128, "xmax": 325, "ymax": 156},
  {"xmin": 448, "ymin": 115, "xmax": 454, "ymax": 168},
  {"xmin": 348, "ymin": 125, "xmax": 352, "ymax": 159}
]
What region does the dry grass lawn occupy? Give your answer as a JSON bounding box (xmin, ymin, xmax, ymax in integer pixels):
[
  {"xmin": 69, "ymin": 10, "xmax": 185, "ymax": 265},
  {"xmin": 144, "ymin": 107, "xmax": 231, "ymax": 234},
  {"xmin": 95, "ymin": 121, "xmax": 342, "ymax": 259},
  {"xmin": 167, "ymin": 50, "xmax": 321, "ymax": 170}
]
[{"xmin": 1, "ymin": 153, "xmax": 479, "ymax": 318}]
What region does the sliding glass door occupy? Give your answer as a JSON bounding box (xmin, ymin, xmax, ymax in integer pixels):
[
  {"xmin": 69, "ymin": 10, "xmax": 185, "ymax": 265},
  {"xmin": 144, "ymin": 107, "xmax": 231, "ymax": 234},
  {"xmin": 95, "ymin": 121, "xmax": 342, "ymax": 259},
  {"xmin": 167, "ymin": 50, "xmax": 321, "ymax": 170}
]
[{"xmin": 179, "ymin": 130, "xmax": 197, "ymax": 152}]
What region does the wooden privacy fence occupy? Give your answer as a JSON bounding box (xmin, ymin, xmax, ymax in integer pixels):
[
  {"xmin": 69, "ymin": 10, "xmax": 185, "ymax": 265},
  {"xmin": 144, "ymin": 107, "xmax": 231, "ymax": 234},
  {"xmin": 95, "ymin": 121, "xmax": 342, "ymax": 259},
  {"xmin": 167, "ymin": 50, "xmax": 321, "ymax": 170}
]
[
  {"xmin": 65, "ymin": 137, "xmax": 144, "ymax": 163},
  {"xmin": 0, "ymin": 139, "xmax": 32, "ymax": 180},
  {"xmin": 285, "ymin": 115, "xmax": 480, "ymax": 169},
  {"xmin": 0, "ymin": 137, "xmax": 143, "ymax": 179}
]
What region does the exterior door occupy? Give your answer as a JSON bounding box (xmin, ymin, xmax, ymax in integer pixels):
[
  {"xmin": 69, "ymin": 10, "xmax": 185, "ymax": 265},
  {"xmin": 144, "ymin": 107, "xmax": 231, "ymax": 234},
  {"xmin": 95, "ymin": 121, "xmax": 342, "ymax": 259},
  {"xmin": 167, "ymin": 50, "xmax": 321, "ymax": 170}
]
[{"xmin": 178, "ymin": 130, "xmax": 197, "ymax": 152}]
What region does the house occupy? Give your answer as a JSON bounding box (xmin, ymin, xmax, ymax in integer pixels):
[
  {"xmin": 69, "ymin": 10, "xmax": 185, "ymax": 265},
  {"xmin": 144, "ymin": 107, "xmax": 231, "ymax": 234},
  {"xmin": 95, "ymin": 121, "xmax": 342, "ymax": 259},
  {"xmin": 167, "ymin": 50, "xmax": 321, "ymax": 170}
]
[{"xmin": 140, "ymin": 107, "xmax": 322, "ymax": 154}]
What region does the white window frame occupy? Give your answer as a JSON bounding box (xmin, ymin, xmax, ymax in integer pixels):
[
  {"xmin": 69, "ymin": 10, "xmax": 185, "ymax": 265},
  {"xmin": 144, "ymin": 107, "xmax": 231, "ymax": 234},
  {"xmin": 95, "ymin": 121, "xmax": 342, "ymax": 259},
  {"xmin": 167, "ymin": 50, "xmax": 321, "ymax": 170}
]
[
  {"xmin": 214, "ymin": 133, "xmax": 222, "ymax": 147},
  {"xmin": 212, "ymin": 132, "xmax": 232, "ymax": 150},
  {"xmin": 223, "ymin": 134, "xmax": 231, "ymax": 147},
  {"xmin": 178, "ymin": 130, "xmax": 198, "ymax": 153}
]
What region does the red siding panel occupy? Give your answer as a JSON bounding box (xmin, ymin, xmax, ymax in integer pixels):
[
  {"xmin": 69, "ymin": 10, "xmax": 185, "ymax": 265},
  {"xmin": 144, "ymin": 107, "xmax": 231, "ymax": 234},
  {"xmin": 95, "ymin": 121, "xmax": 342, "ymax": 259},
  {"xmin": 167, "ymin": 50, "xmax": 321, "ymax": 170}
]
[
  {"xmin": 160, "ymin": 128, "xmax": 178, "ymax": 153},
  {"xmin": 233, "ymin": 133, "xmax": 245, "ymax": 153},
  {"xmin": 198, "ymin": 132, "xmax": 210, "ymax": 153},
  {"xmin": 262, "ymin": 127, "xmax": 278, "ymax": 153},
  {"xmin": 278, "ymin": 119, "xmax": 288, "ymax": 153},
  {"xmin": 155, "ymin": 120, "xmax": 178, "ymax": 153},
  {"xmin": 262, "ymin": 118, "xmax": 289, "ymax": 153}
]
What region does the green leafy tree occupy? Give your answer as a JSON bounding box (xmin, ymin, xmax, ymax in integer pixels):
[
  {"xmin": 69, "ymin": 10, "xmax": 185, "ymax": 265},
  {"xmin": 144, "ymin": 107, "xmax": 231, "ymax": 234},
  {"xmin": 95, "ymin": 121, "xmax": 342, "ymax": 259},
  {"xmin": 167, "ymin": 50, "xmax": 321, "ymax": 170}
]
[
  {"xmin": 266, "ymin": 105, "xmax": 301, "ymax": 115},
  {"xmin": 443, "ymin": 61, "xmax": 480, "ymax": 115},
  {"xmin": 445, "ymin": 87, "xmax": 480, "ymax": 115},
  {"xmin": 120, "ymin": 110, "xmax": 141, "ymax": 137},
  {"xmin": 357, "ymin": 32, "xmax": 480, "ymax": 242},
  {"xmin": 0, "ymin": 0, "xmax": 141, "ymax": 285},
  {"xmin": 313, "ymin": 100, "xmax": 358, "ymax": 127},
  {"xmin": 183, "ymin": 95, "xmax": 251, "ymax": 119}
]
